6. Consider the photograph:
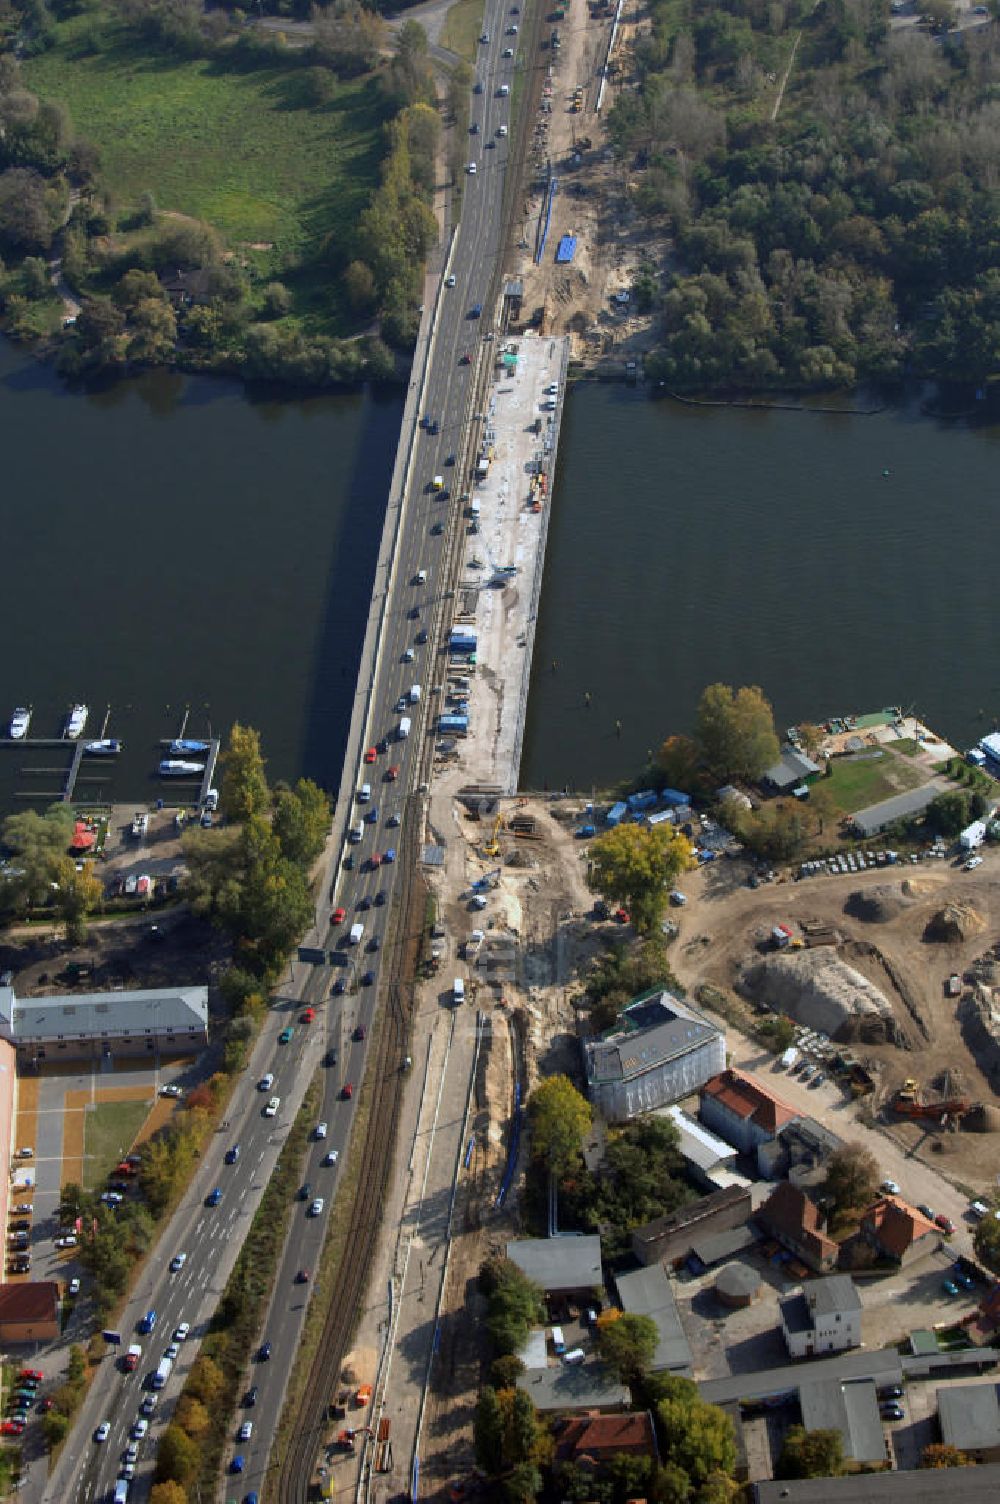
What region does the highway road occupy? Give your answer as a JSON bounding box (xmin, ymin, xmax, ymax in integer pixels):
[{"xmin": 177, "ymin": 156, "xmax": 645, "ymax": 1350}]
[{"xmin": 52, "ymin": 5, "xmax": 525, "ymax": 1501}]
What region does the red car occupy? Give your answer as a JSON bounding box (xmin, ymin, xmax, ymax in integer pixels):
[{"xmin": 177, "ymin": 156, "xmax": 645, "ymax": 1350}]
[
  {"xmin": 935, "ymin": 1214, "xmax": 955, "ymax": 1234},
  {"xmin": 296, "ymin": 1268, "xmax": 310, "ymax": 1283},
  {"xmin": 331, "ymin": 907, "xmax": 346, "ymax": 925},
  {"xmin": 354, "ymin": 1024, "xmax": 367, "ymax": 1042},
  {"xmin": 343, "ymin": 1083, "xmax": 353, "ymax": 1099},
  {"xmin": 459, "ymin": 351, "xmax": 471, "ymax": 365},
  {"xmin": 370, "ymin": 853, "xmax": 382, "ymax": 868},
  {"xmin": 613, "ymin": 908, "xmax": 630, "ymax": 925},
  {"xmin": 20, "ymin": 1370, "xmax": 43, "ymax": 1383},
  {"xmin": 301, "ymin": 1008, "xmax": 316, "ymax": 1024},
  {"xmin": 364, "ymin": 746, "xmax": 377, "ymax": 764},
  {"xmin": 386, "ymin": 766, "xmax": 400, "ymax": 782},
  {"xmin": 1, "ymin": 1421, "xmax": 24, "ymax": 1436},
  {"xmin": 38, "ymin": 1397, "xmax": 54, "ymax": 1413}
]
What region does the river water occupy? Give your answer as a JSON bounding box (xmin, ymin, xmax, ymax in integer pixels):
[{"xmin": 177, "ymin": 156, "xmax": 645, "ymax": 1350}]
[
  {"xmin": 0, "ymin": 339, "xmax": 401, "ymax": 811},
  {"xmin": 4, "ymin": 338, "xmax": 1000, "ymax": 812},
  {"xmin": 520, "ymin": 383, "xmax": 1000, "ymax": 791}
]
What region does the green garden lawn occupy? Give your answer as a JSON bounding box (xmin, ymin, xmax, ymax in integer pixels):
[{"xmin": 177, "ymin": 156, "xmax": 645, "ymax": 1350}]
[{"xmin": 83, "ymin": 1097, "xmax": 152, "ymax": 1190}]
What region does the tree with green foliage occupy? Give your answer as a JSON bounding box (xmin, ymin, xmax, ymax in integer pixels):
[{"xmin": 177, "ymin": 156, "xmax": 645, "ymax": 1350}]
[
  {"xmin": 974, "ymin": 1209, "xmax": 1000, "ymax": 1271},
  {"xmin": 653, "ymin": 1376, "xmax": 736, "ymax": 1487},
  {"xmin": 777, "ymin": 1426, "xmax": 845, "ymax": 1480},
  {"xmin": 695, "ymin": 683, "xmax": 779, "ymax": 782},
  {"xmin": 52, "ymin": 855, "xmax": 103, "ymax": 943},
  {"xmin": 507, "ymin": 1387, "xmax": 539, "ymax": 1466},
  {"xmin": 151, "ymin": 1483, "xmax": 190, "ymax": 1504},
  {"xmin": 474, "ymin": 1386, "xmax": 505, "ymax": 1473},
  {"xmin": 154, "ymin": 1424, "xmax": 199, "ymax": 1486},
  {"xmin": 824, "ymin": 1141, "xmax": 880, "ymax": 1214},
  {"xmin": 0, "ymin": 803, "xmax": 75, "ymax": 912},
  {"xmin": 925, "ymin": 790, "xmax": 970, "ymax": 838},
  {"xmin": 272, "ymin": 777, "xmax": 331, "ymax": 866},
  {"xmin": 588, "ymin": 822, "xmax": 693, "ymax": 932},
  {"xmin": 220, "ymin": 723, "xmax": 270, "ymax": 824},
  {"xmin": 491, "ymin": 1353, "xmax": 525, "ymax": 1390},
  {"xmin": 479, "ymin": 1256, "xmax": 546, "ymax": 1356},
  {"xmin": 527, "ymin": 1075, "xmax": 592, "ymax": 1176},
  {"xmin": 596, "ymin": 1312, "xmax": 659, "ymax": 1386},
  {"xmin": 503, "ymin": 1463, "xmax": 542, "ymax": 1504}
]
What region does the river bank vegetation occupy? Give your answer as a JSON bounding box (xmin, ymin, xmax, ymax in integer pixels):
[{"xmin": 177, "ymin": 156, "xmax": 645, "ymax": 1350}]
[
  {"xmin": 609, "ymin": 0, "xmax": 1000, "ymax": 391},
  {"xmin": 0, "ymin": 0, "xmax": 442, "ymax": 384}
]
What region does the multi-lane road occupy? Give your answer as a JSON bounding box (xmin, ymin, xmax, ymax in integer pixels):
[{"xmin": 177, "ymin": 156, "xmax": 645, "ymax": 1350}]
[{"xmin": 47, "ymin": 9, "xmax": 524, "ymax": 1501}]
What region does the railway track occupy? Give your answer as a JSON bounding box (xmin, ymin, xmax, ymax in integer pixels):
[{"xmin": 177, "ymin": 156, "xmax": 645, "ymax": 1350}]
[{"xmin": 276, "ymin": 812, "xmax": 422, "ymax": 1504}]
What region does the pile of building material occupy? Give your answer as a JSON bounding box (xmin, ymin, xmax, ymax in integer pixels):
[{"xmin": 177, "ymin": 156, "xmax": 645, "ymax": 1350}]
[
  {"xmin": 924, "ymin": 901, "xmax": 986, "ymax": 943},
  {"xmin": 843, "ymin": 884, "xmax": 914, "ymax": 923},
  {"xmin": 958, "ymin": 984, "xmax": 1000, "ymax": 1078},
  {"xmin": 738, "ymin": 949, "xmax": 899, "ymax": 1043}
]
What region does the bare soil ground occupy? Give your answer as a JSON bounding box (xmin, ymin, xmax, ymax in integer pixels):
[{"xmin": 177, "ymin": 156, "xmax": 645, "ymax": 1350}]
[{"xmin": 671, "ymin": 848, "xmax": 1000, "ymax": 1183}]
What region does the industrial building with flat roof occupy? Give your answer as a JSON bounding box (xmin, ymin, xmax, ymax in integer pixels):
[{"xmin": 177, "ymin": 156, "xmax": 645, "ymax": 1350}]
[
  {"xmin": 583, "ymin": 989, "xmax": 725, "ymax": 1122},
  {"xmin": 506, "ymin": 1235, "xmax": 603, "ymax": 1295},
  {"xmin": 850, "ymin": 783, "xmax": 942, "ymax": 837},
  {"xmin": 753, "ymin": 1467, "xmax": 1000, "ymax": 1504},
  {"xmin": 0, "ymin": 984, "xmax": 209, "ymax": 1061},
  {"xmin": 630, "ymin": 1185, "xmax": 752, "ymax": 1268},
  {"xmin": 615, "ymin": 1263, "xmax": 693, "ymax": 1375},
  {"xmin": 937, "ymin": 1381, "xmax": 1000, "ymax": 1461}
]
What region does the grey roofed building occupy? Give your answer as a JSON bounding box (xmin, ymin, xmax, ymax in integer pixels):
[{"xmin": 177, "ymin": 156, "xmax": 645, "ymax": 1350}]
[
  {"xmin": 689, "ymin": 1225, "xmax": 757, "ymax": 1268},
  {"xmin": 584, "ymin": 989, "xmax": 725, "ymax": 1122},
  {"xmin": 517, "ymin": 1361, "xmax": 628, "ymax": 1413},
  {"xmin": 807, "ymin": 1274, "xmax": 862, "ymax": 1320},
  {"xmin": 764, "ymin": 745, "xmax": 821, "ymax": 791},
  {"xmin": 662, "ymin": 1104, "xmax": 738, "ymax": 1180},
  {"xmin": 615, "ymin": 1264, "xmax": 692, "ymax": 1374},
  {"xmin": 850, "ymin": 783, "xmax": 942, "ymax": 837},
  {"xmin": 699, "ymin": 1345, "xmax": 904, "ymax": 1407},
  {"xmin": 937, "ymin": 1381, "xmax": 1000, "ymax": 1454},
  {"xmin": 753, "ymin": 1466, "xmax": 1000, "ymax": 1503},
  {"xmin": 0, "ymin": 983, "xmax": 208, "ymax": 1059},
  {"xmin": 799, "ymin": 1376, "xmax": 885, "ymax": 1463},
  {"xmin": 506, "ymin": 1235, "xmax": 603, "ymax": 1294}
]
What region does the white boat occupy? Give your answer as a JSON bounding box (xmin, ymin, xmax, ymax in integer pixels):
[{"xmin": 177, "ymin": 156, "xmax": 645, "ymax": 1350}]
[
  {"xmin": 84, "ymin": 739, "xmax": 122, "ymax": 756},
  {"xmin": 159, "ymin": 760, "xmax": 205, "ymax": 777},
  {"xmin": 168, "ymin": 739, "xmax": 210, "ymax": 755},
  {"xmin": 64, "ymin": 704, "xmax": 88, "ymax": 739},
  {"xmin": 8, "ymin": 708, "xmax": 30, "ymax": 740}
]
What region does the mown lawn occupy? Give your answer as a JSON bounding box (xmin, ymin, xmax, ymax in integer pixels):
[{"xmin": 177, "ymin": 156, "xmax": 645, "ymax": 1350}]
[
  {"xmin": 823, "ymin": 748, "xmax": 929, "ymax": 815},
  {"xmin": 83, "ymin": 1098, "xmax": 151, "ymax": 1190},
  {"xmin": 441, "ymin": 0, "xmax": 486, "ymax": 62},
  {"xmin": 24, "ymin": 17, "xmax": 386, "ymax": 263}
]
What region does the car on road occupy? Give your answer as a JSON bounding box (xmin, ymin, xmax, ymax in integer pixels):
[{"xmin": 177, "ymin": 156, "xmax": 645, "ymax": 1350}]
[
  {"xmin": 55, "ymin": 1235, "xmax": 77, "ymax": 1249},
  {"xmin": 954, "ymin": 1268, "xmax": 974, "ymax": 1289},
  {"xmin": 124, "ymin": 1444, "xmax": 139, "ymax": 1465},
  {"xmin": 95, "ymin": 1423, "xmax": 111, "ymax": 1443},
  {"xmin": 207, "ymin": 1188, "xmax": 222, "ymax": 1207},
  {"xmin": 469, "ymin": 121, "xmax": 479, "ymax": 134},
  {"xmin": 880, "ymin": 1179, "xmax": 900, "ymax": 1195},
  {"xmin": 469, "ymin": 303, "xmax": 483, "ymax": 318},
  {"xmin": 239, "ymin": 1421, "xmax": 254, "ymax": 1441},
  {"xmin": 402, "ymin": 647, "xmax": 415, "ymax": 661},
  {"xmin": 322, "ymin": 1150, "xmax": 339, "ymax": 1166},
  {"xmin": 140, "ymin": 1394, "xmax": 158, "ymax": 1417},
  {"xmin": 474, "ymin": 79, "xmax": 483, "ymax": 91},
  {"xmin": 1, "ymin": 1420, "xmax": 25, "ymax": 1437},
  {"xmin": 332, "ymin": 978, "xmax": 346, "ymax": 996},
  {"xmin": 367, "ymin": 936, "xmax": 380, "ymax": 952},
  {"xmin": 479, "ymin": 29, "xmax": 489, "ymax": 40},
  {"xmin": 245, "ymin": 1386, "xmax": 258, "ymax": 1407},
  {"xmin": 343, "ymin": 852, "xmax": 353, "ymax": 869},
  {"xmin": 309, "ymin": 1198, "xmax": 325, "ymax": 1217},
  {"xmin": 467, "ymin": 162, "xmax": 477, "ymax": 174},
  {"xmin": 302, "ymin": 1007, "xmax": 316, "ymax": 1023},
  {"xmin": 225, "ymin": 1145, "xmax": 241, "ymax": 1165},
  {"xmin": 446, "ymin": 273, "xmax": 457, "ymax": 286},
  {"xmin": 315, "ymin": 1122, "xmax": 328, "ymax": 1140},
  {"xmin": 264, "ymin": 1097, "xmax": 281, "ymax": 1118},
  {"xmin": 498, "ymin": 124, "xmax": 508, "ymax": 137},
  {"xmin": 502, "ymin": 45, "xmax": 514, "ymax": 55},
  {"xmin": 296, "ymin": 1268, "xmax": 310, "ymax": 1283},
  {"xmin": 361, "ymin": 970, "xmax": 375, "ymax": 985},
  {"xmin": 170, "ymin": 1253, "xmax": 187, "ymax": 1273},
  {"xmin": 331, "ymin": 907, "xmax": 346, "ymax": 925},
  {"xmin": 68, "ymin": 1277, "xmax": 80, "ymax": 1296},
  {"xmin": 132, "ymin": 1417, "xmax": 149, "ymax": 1439},
  {"xmin": 279, "ymin": 1027, "xmax": 294, "ymax": 1044},
  {"xmin": 942, "ymin": 1278, "xmax": 960, "ymax": 1296},
  {"xmin": 935, "ymin": 1214, "xmax": 955, "ymax": 1234},
  {"xmin": 387, "ymin": 765, "xmax": 400, "ymax": 781},
  {"xmin": 370, "ymin": 853, "xmax": 382, "ymax": 869},
  {"xmin": 258, "ymin": 1341, "xmax": 272, "ymax": 1361},
  {"xmin": 364, "ymin": 746, "xmax": 377, "ymax": 763},
  {"xmin": 343, "ymin": 1082, "xmax": 354, "ymax": 1099},
  {"xmin": 174, "ymin": 1323, "xmax": 190, "ymax": 1342},
  {"xmin": 160, "ymin": 1083, "xmax": 183, "ymax": 1098},
  {"xmin": 231, "ymin": 1455, "xmax": 245, "ymax": 1473},
  {"xmin": 354, "ymin": 1024, "xmax": 367, "ymax": 1040},
  {"xmin": 257, "ymin": 1073, "xmax": 274, "ymax": 1092},
  {"xmin": 387, "ymin": 813, "xmax": 401, "ymax": 828},
  {"xmin": 374, "ymin": 889, "xmax": 386, "ymax": 906},
  {"xmin": 165, "ymin": 1343, "xmax": 180, "ymax": 1361},
  {"xmin": 298, "ymin": 1182, "xmax": 312, "ymax": 1202},
  {"xmin": 358, "ymin": 895, "xmax": 371, "ymax": 911}
]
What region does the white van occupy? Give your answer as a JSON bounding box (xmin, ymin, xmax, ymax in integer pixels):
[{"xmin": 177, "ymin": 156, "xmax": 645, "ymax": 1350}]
[
  {"xmin": 563, "ymin": 1348, "xmax": 585, "ymax": 1365},
  {"xmin": 359, "ymin": 783, "xmax": 371, "ymax": 803},
  {"xmin": 410, "ymin": 684, "xmax": 422, "ymax": 704},
  {"xmin": 350, "ymin": 822, "xmax": 364, "ymax": 843},
  {"xmin": 398, "ymin": 717, "xmax": 411, "ymax": 740},
  {"xmin": 453, "ymin": 978, "xmax": 466, "ymax": 1004},
  {"xmin": 349, "ymin": 922, "xmax": 364, "ymax": 946},
  {"xmin": 551, "ymin": 1325, "xmax": 566, "ymax": 1354},
  {"xmin": 114, "ymin": 1482, "xmax": 130, "ymax": 1504}
]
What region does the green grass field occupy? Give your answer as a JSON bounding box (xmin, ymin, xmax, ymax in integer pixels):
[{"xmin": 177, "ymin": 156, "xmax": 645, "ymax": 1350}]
[
  {"xmin": 441, "ymin": 0, "xmax": 486, "ymax": 61},
  {"xmin": 24, "ymin": 18, "xmax": 385, "ymax": 262},
  {"xmin": 83, "ymin": 1099, "xmax": 151, "ymax": 1190},
  {"xmin": 823, "ymin": 748, "xmax": 929, "ymax": 815}
]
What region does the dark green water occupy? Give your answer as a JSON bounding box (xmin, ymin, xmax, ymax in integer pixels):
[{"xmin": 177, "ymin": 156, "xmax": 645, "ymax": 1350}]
[
  {"xmin": 0, "ymin": 339, "xmax": 401, "ymax": 809},
  {"xmin": 521, "ymin": 384, "xmax": 1000, "ymax": 791}
]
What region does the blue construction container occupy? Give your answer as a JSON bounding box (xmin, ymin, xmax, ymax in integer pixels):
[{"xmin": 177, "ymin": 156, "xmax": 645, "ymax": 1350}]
[
  {"xmin": 660, "ymin": 788, "xmax": 690, "ymax": 807},
  {"xmin": 606, "ymin": 801, "xmax": 627, "ymax": 826},
  {"xmin": 627, "ymin": 789, "xmax": 657, "ymax": 811},
  {"xmin": 555, "ymin": 235, "xmax": 577, "ymax": 264},
  {"xmin": 438, "ymin": 714, "xmax": 469, "ymax": 734}
]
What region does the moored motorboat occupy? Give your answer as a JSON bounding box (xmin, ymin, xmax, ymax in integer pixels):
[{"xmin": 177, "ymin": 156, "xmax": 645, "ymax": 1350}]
[
  {"xmin": 8, "ymin": 708, "xmax": 30, "ymax": 740},
  {"xmin": 168, "ymin": 739, "xmax": 210, "ymax": 755},
  {"xmin": 65, "ymin": 704, "xmax": 88, "ymax": 739},
  {"xmin": 159, "ymin": 760, "xmax": 205, "ymax": 776},
  {"xmin": 84, "ymin": 739, "xmax": 122, "ymax": 755}
]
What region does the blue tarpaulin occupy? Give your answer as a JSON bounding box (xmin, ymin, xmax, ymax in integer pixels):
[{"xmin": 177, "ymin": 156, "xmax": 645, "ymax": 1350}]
[{"xmin": 556, "ymin": 235, "xmax": 577, "ymax": 263}]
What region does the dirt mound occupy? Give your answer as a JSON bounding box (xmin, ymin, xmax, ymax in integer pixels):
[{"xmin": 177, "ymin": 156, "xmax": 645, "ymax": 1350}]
[
  {"xmin": 844, "ymin": 884, "xmax": 912, "ymax": 923},
  {"xmin": 738, "ymin": 948, "xmax": 899, "ymax": 1043},
  {"xmin": 924, "ymin": 902, "xmax": 986, "ymax": 943},
  {"xmin": 957, "ymin": 985, "xmax": 1000, "ymax": 1077},
  {"xmin": 963, "ymin": 1102, "xmax": 1000, "ymax": 1133}
]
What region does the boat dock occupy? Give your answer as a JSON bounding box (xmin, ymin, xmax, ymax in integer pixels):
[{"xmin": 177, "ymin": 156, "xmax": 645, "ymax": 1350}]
[{"xmin": 199, "ymin": 742, "xmax": 220, "ymax": 806}]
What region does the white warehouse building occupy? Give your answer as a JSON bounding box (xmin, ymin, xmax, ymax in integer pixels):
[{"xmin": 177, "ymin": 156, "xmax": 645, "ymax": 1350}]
[{"xmin": 583, "ymin": 989, "xmax": 725, "ymax": 1122}]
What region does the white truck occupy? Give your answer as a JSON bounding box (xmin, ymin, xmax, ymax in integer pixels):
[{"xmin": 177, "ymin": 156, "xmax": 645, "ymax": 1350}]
[
  {"xmin": 779, "ymin": 1046, "xmax": 801, "ymax": 1071},
  {"xmin": 398, "ymin": 716, "xmax": 411, "ymax": 740},
  {"xmin": 152, "ymin": 1356, "xmax": 172, "ymax": 1391},
  {"xmin": 349, "ymin": 922, "xmax": 364, "ymax": 946}
]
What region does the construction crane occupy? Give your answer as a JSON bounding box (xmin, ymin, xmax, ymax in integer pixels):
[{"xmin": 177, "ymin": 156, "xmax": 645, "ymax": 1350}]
[{"xmin": 482, "ymin": 813, "xmax": 504, "ymax": 858}]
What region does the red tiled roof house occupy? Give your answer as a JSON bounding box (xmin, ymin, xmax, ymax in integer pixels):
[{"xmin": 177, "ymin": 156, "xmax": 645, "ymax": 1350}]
[
  {"xmin": 699, "ymin": 1069, "xmax": 800, "ymax": 1155},
  {"xmin": 554, "ymin": 1411, "xmax": 660, "ymax": 1467},
  {"xmin": 757, "ymin": 1181, "xmax": 838, "ymax": 1274},
  {"xmin": 861, "ymin": 1196, "xmax": 937, "ymax": 1267}
]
